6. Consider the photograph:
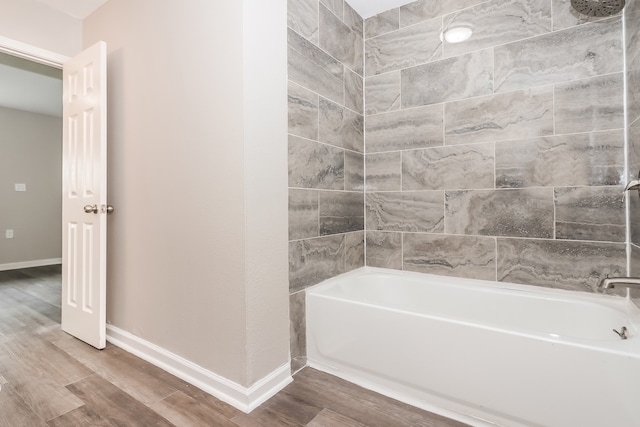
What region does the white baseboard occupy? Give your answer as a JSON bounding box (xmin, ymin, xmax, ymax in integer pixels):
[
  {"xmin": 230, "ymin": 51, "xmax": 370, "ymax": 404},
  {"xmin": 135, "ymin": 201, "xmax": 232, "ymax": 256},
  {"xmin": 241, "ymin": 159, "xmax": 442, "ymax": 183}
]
[
  {"xmin": 106, "ymin": 325, "xmax": 292, "ymax": 413},
  {"xmin": 0, "ymin": 258, "xmax": 62, "ymax": 271}
]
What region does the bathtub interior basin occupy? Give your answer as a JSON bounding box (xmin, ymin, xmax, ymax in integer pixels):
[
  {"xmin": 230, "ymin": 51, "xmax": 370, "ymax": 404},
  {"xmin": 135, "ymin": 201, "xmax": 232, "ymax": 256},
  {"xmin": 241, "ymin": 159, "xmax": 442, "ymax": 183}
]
[{"xmin": 306, "ymin": 267, "xmax": 640, "ymax": 427}]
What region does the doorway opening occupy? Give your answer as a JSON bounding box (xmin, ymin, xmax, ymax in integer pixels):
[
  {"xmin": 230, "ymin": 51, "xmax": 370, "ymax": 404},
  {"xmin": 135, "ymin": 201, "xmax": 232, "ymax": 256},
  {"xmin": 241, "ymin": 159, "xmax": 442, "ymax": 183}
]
[{"xmin": 0, "ymin": 51, "xmax": 63, "ymax": 273}]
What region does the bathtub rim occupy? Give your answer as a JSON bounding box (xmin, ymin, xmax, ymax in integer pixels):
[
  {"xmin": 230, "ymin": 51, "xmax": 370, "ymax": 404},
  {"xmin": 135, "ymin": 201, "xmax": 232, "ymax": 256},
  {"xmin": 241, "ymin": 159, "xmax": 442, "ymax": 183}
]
[{"xmin": 306, "ymin": 266, "xmax": 640, "ymax": 315}]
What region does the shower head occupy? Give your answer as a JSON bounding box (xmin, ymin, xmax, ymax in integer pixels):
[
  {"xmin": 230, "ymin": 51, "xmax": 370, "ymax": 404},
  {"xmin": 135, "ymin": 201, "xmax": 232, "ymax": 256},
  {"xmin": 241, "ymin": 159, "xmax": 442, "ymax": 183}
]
[{"xmin": 570, "ymin": 0, "xmax": 625, "ymax": 17}]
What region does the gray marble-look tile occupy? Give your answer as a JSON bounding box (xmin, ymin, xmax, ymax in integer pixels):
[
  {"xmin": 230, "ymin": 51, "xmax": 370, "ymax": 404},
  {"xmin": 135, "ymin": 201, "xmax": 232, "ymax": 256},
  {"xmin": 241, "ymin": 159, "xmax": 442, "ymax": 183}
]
[
  {"xmin": 345, "ymin": 231, "xmax": 365, "ymax": 271},
  {"xmin": 555, "ymin": 186, "xmax": 625, "ymax": 242},
  {"xmin": 402, "ymin": 143, "xmax": 495, "ymax": 190},
  {"xmin": 345, "ymin": 69, "xmax": 364, "ymax": 115},
  {"xmin": 630, "ymin": 183, "xmax": 640, "ymax": 246},
  {"xmin": 365, "ymin": 152, "xmax": 402, "ymax": 191},
  {"xmin": 443, "ymin": 0, "xmax": 552, "ymax": 58},
  {"xmin": 366, "ymin": 191, "xmax": 444, "ymax": 232},
  {"xmin": 320, "ymin": 4, "xmax": 363, "ymax": 75},
  {"xmin": 553, "ymin": 0, "xmax": 621, "ymax": 31},
  {"xmin": 626, "ymin": 9, "xmax": 640, "ymax": 71},
  {"xmin": 344, "ymin": 2, "xmax": 363, "ymax": 38},
  {"xmin": 289, "ymin": 234, "xmax": 345, "ymax": 292},
  {"xmin": 319, "ymin": 191, "xmax": 364, "ymax": 235},
  {"xmin": 320, "ymin": 0, "xmax": 343, "ymax": 19},
  {"xmin": 366, "ymin": 104, "xmax": 444, "ymax": 153},
  {"xmin": 555, "ymin": 73, "xmax": 624, "ymax": 134},
  {"xmin": 632, "ymin": 244, "xmax": 640, "ymax": 308},
  {"xmin": 365, "ymin": 71, "xmax": 401, "ymax": 115},
  {"xmin": 446, "ymin": 188, "xmax": 554, "ymax": 238},
  {"xmin": 629, "ymin": 0, "xmax": 640, "ymax": 14},
  {"xmin": 319, "ymin": 98, "xmax": 364, "ymax": 152},
  {"xmin": 628, "ymin": 69, "xmax": 640, "ymax": 126},
  {"xmin": 345, "ymin": 151, "xmax": 364, "ymax": 191},
  {"xmin": 494, "ymin": 17, "xmax": 623, "ymax": 93},
  {"xmin": 366, "ymin": 231, "xmax": 402, "ymax": 269},
  {"xmin": 288, "ymin": 0, "xmax": 319, "ymax": 43},
  {"xmin": 288, "ymin": 81, "xmax": 319, "ymax": 140},
  {"xmin": 289, "ymin": 189, "xmax": 319, "ymax": 241},
  {"xmin": 629, "ymin": 126, "xmax": 640, "ymax": 187},
  {"xmin": 289, "ymin": 135, "xmax": 345, "ymax": 190},
  {"xmin": 365, "ymin": 18, "xmax": 442, "ymax": 77},
  {"xmin": 365, "ymin": 8, "xmax": 399, "ymax": 39},
  {"xmin": 632, "ymin": 243, "xmax": 640, "ymax": 275},
  {"xmin": 403, "ymin": 233, "xmax": 497, "ymax": 280},
  {"xmin": 400, "ymin": 0, "xmax": 486, "ymax": 28},
  {"xmin": 445, "ymin": 85, "xmax": 553, "ymax": 146},
  {"xmin": 497, "ymin": 238, "xmax": 626, "ymax": 292},
  {"xmin": 402, "ymin": 49, "xmax": 494, "ymax": 108},
  {"xmin": 495, "ymin": 130, "xmax": 624, "ymax": 188},
  {"xmin": 289, "ymin": 291, "xmax": 306, "ymax": 374},
  {"xmin": 288, "ymin": 28, "xmax": 344, "ymax": 104}
]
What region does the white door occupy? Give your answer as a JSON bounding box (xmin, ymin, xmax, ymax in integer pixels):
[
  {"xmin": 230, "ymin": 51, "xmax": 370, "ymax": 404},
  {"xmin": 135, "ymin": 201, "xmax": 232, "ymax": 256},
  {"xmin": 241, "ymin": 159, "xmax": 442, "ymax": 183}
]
[{"xmin": 61, "ymin": 41, "xmax": 108, "ymax": 349}]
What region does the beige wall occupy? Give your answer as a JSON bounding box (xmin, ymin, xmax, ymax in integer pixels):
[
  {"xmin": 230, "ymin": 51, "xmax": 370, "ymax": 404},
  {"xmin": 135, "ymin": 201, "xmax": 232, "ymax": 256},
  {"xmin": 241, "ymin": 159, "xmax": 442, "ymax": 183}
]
[
  {"xmin": 242, "ymin": 0, "xmax": 291, "ymax": 384},
  {"xmin": 0, "ymin": 0, "xmax": 81, "ymax": 57},
  {"xmin": 84, "ymin": 0, "xmax": 289, "ymax": 387},
  {"xmin": 0, "ymin": 107, "xmax": 62, "ymax": 266}
]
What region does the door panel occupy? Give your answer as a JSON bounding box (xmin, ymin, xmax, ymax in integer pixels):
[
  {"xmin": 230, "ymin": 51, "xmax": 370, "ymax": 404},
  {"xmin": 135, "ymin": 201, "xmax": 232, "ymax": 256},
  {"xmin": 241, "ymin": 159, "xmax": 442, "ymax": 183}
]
[{"xmin": 61, "ymin": 41, "xmax": 107, "ymax": 349}]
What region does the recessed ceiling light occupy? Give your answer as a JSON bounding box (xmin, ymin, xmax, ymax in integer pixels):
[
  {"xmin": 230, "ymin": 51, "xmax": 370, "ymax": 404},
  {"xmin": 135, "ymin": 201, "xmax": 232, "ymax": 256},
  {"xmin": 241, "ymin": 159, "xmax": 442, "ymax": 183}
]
[{"xmin": 441, "ymin": 27, "xmax": 473, "ymax": 44}]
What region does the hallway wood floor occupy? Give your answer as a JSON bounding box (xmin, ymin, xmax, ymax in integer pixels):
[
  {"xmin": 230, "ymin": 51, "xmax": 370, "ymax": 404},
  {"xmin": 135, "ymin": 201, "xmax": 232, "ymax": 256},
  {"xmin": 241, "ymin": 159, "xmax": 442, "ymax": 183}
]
[{"xmin": 0, "ymin": 266, "xmax": 467, "ymax": 427}]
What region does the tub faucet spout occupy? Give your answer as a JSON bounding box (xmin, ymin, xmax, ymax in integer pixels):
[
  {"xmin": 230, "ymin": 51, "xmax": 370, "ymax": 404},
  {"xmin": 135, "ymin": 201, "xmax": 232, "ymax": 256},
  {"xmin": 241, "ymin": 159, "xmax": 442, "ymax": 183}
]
[{"xmin": 598, "ymin": 276, "xmax": 640, "ymax": 291}]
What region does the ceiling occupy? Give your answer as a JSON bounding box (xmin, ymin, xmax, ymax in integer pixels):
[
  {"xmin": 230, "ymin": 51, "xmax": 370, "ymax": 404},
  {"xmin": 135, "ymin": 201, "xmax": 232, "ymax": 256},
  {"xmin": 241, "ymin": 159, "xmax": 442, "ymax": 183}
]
[
  {"xmin": 34, "ymin": 0, "xmax": 410, "ymax": 21},
  {"xmin": 347, "ymin": 0, "xmax": 416, "ymax": 18},
  {"xmin": 0, "ymin": 52, "xmax": 62, "ymax": 117},
  {"xmin": 37, "ymin": 0, "xmax": 109, "ymax": 19},
  {"xmin": 0, "ymin": 0, "xmax": 407, "ymax": 117}
]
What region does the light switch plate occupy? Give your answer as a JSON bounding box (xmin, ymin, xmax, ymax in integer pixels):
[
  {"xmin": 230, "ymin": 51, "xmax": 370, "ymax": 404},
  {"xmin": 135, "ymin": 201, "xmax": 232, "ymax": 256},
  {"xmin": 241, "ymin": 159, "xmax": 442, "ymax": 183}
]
[
  {"xmin": 15, "ymin": 183, "xmax": 26, "ymax": 192},
  {"xmin": 5, "ymin": 230, "xmax": 13, "ymax": 239}
]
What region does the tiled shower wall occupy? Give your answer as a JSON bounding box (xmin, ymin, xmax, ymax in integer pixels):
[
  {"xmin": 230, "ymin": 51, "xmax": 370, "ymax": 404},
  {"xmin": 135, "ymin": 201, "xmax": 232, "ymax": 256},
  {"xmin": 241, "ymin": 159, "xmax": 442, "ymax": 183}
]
[
  {"xmin": 287, "ymin": 0, "xmax": 636, "ymax": 372},
  {"xmin": 287, "ymin": 0, "xmax": 365, "ymax": 372},
  {"xmin": 627, "ymin": 0, "xmax": 640, "ymax": 306},
  {"xmin": 364, "ymin": 0, "xmax": 628, "ymax": 292}
]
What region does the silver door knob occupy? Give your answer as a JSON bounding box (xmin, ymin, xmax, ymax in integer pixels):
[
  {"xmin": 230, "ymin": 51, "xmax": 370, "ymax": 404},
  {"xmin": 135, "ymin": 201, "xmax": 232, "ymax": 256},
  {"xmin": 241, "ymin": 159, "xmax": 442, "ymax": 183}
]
[
  {"xmin": 83, "ymin": 204, "xmax": 99, "ymax": 214},
  {"xmin": 106, "ymin": 205, "xmax": 114, "ymax": 214}
]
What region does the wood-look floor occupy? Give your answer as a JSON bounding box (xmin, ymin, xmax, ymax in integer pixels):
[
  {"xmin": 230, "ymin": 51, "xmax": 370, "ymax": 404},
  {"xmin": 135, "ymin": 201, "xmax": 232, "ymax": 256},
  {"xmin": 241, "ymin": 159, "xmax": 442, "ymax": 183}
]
[{"xmin": 0, "ymin": 266, "xmax": 468, "ymax": 427}]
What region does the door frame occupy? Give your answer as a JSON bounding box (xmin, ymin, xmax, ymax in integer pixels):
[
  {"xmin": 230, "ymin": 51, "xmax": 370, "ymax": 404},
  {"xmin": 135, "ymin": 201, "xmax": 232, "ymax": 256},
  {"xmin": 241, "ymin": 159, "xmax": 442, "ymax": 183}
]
[
  {"xmin": 0, "ymin": 37, "xmax": 68, "ymax": 273},
  {"xmin": 0, "ymin": 36, "xmax": 69, "ymax": 68}
]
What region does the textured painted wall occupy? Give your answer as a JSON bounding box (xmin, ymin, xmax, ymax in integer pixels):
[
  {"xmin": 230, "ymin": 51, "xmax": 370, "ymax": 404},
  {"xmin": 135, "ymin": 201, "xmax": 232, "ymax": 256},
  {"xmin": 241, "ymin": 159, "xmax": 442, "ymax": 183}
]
[
  {"xmin": 364, "ymin": 0, "xmax": 627, "ymax": 293},
  {"xmin": 85, "ymin": 0, "xmax": 290, "ymax": 388},
  {"xmin": 287, "ymin": 0, "xmax": 365, "ymax": 372}
]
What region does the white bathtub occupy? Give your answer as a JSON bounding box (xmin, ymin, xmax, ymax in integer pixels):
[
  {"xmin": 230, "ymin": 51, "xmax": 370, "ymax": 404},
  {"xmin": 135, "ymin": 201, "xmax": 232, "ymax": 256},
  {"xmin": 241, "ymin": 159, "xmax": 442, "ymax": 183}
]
[{"xmin": 306, "ymin": 267, "xmax": 640, "ymax": 427}]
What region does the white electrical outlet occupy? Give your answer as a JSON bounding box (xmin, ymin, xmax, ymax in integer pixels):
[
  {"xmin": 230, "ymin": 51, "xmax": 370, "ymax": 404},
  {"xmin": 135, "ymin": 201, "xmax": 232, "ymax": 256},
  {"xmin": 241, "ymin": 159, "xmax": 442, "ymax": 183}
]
[
  {"xmin": 14, "ymin": 183, "xmax": 26, "ymax": 192},
  {"xmin": 5, "ymin": 229, "xmax": 14, "ymax": 239}
]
